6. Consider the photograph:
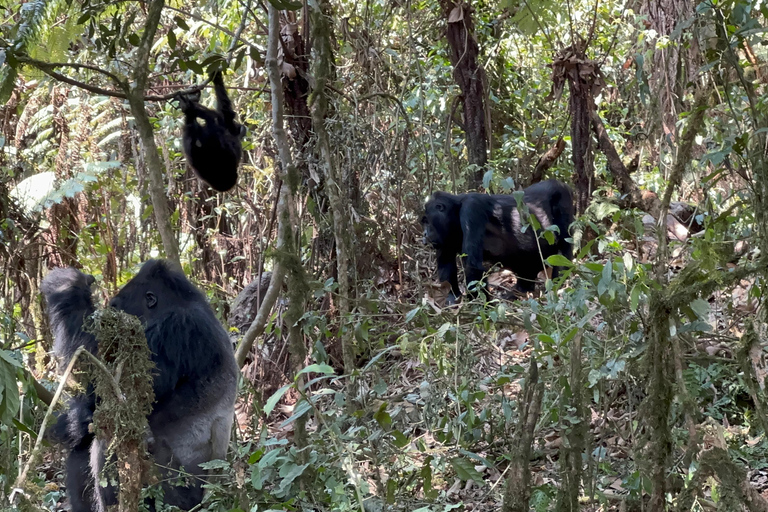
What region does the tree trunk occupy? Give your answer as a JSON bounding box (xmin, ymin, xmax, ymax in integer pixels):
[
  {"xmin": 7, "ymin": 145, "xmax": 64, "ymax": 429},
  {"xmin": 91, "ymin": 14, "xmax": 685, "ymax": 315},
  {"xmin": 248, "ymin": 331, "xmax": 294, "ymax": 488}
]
[
  {"xmin": 439, "ymin": 0, "xmax": 488, "ymax": 189},
  {"xmin": 126, "ymin": 0, "xmax": 180, "ymax": 269},
  {"xmin": 310, "ymin": 0, "xmax": 355, "ymax": 375},
  {"xmin": 266, "ymin": 2, "xmax": 309, "ymax": 456},
  {"xmin": 567, "ymin": 48, "xmax": 594, "ymax": 215}
]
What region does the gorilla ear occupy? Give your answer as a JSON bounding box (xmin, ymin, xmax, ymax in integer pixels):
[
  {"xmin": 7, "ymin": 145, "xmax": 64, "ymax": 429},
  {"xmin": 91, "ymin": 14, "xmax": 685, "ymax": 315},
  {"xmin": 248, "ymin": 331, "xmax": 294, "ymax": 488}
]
[
  {"xmin": 146, "ymin": 291, "xmax": 158, "ymax": 309},
  {"xmin": 436, "ymin": 203, "xmax": 445, "ymax": 212}
]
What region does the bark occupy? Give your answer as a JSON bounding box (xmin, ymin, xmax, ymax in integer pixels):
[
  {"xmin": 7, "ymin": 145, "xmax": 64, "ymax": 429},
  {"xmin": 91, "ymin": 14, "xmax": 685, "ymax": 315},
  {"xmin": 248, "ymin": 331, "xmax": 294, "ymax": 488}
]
[
  {"xmin": 641, "ymin": 0, "xmax": 700, "ymax": 144},
  {"xmin": 567, "ymin": 51, "xmax": 594, "ymax": 214},
  {"xmin": 309, "ymin": 0, "xmax": 355, "ymax": 375},
  {"xmin": 530, "ymin": 138, "xmax": 565, "ymax": 184},
  {"xmin": 266, "ymin": 0, "xmax": 309, "ymax": 460},
  {"xmin": 502, "ymin": 358, "xmax": 544, "ymax": 512},
  {"xmin": 556, "ymin": 334, "xmax": 585, "ymax": 512},
  {"xmin": 439, "ymin": 0, "xmax": 488, "ymax": 188},
  {"xmin": 125, "ymin": 0, "xmax": 180, "ymax": 269}
]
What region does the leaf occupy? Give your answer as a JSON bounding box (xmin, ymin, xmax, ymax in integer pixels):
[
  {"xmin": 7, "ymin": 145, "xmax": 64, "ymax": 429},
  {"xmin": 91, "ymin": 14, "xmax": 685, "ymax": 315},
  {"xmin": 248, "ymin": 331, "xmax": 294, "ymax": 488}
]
[
  {"xmin": 277, "ymin": 462, "xmax": 310, "ymax": 494},
  {"xmin": 422, "ymin": 455, "xmax": 437, "ymax": 498},
  {"xmin": 546, "ymin": 254, "xmax": 573, "ymax": 267},
  {"xmin": 174, "ymin": 16, "xmax": 190, "ymax": 31},
  {"xmin": 297, "ymin": 363, "xmax": 335, "ymax": 376},
  {"xmin": 482, "ymin": 169, "xmax": 493, "ymax": 190},
  {"xmin": 167, "ymin": 30, "xmax": 177, "ymax": 50},
  {"xmin": 688, "ymin": 298, "xmax": 710, "ymax": 320},
  {"xmin": 391, "ymin": 430, "xmax": 409, "ymax": 448},
  {"xmin": 448, "ymin": 6, "xmax": 464, "ymax": 23},
  {"xmin": 279, "ymin": 400, "xmax": 312, "ymax": 427},
  {"xmin": 0, "ymin": 358, "xmax": 20, "ymax": 426},
  {"xmin": 374, "ymin": 403, "xmax": 392, "ymax": 428},
  {"xmin": 264, "ymin": 383, "xmax": 292, "ymax": 417},
  {"xmin": 405, "ymin": 306, "xmax": 420, "ymax": 323},
  {"xmin": 630, "ymin": 285, "xmax": 642, "ymax": 312},
  {"xmin": 450, "ymin": 456, "xmax": 484, "ymax": 483},
  {"xmin": 267, "ymin": 0, "xmax": 303, "ymax": 10}
]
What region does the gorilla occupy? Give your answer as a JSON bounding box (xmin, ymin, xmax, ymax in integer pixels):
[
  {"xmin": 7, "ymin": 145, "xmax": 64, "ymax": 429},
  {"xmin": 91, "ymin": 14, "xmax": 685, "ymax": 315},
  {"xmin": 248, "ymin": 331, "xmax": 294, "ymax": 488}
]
[
  {"xmin": 42, "ymin": 260, "xmax": 238, "ymax": 511},
  {"xmin": 422, "ymin": 179, "xmax": 575, "ymax": 305},
  {"xmin": 177, "ymin": 70, "xmax": 245, "ymax": 192}
]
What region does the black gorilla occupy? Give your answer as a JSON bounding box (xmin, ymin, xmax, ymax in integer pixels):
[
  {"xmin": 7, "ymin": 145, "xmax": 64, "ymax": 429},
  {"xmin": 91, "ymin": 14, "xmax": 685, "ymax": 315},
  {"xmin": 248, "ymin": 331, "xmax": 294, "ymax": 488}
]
[
  {"xmin": 41, "ymin": 268, "xmax": 102, "ymax": 511},
  {"xmin": 177, "ymin": 71, "xmax": 245, "ymax": 192},
  {"xmin": 422, "ymin": 179, "xmax": 575, "ymax": 304},
  {"xmin": 42, "ymin": 260, "xmax": 238, "ymax": 511}
]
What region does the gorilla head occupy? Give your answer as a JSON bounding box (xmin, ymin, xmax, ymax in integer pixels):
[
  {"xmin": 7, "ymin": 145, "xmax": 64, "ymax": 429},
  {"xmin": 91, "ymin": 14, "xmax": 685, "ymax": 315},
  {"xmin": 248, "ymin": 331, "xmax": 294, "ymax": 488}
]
[
  {"xmin": 421, "ymin": 192, "xmax": 463, "ymax": 250},
  {"xmin": 41, "ymin": 267, "xmax": 98, "ymax": 367},
  {"xmin": 109, "ymin": 260, "xmax": 202, "ymax": 320}
]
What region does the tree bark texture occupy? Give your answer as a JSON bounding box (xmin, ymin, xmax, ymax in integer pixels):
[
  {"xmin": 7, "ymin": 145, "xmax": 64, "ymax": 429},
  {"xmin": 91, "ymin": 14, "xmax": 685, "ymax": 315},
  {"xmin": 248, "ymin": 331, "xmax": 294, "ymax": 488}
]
[
  {"xmin": 265, "ymin": 3, "xmax": 310, "ymax": 456},
  {"xmin": 125, "ymin": 0, "xmax": 179, "ymax": 269},
  {"xmin": 568, "ymin": 66, "xmax": 594, "ymax": 215},
  {"xmin": 439, "ymin": 0, "xmax": 488, "ymax": 189},
  {"xmin": 309, "ymin": 0, "xmax": 355, "ymax": 375},
  {"xmin": 502, "ymin": 359, "xmax": 543, "ymax": 512},
  {"xmin": 641, "ymin": 0, "xmax": 700, "ymax": 144}
]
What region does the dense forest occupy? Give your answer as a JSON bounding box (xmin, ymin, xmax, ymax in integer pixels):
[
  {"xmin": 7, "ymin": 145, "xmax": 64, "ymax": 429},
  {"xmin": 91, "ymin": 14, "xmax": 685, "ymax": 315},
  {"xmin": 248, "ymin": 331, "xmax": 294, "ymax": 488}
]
[{"xmin": 2, "ymin": 0, "xmax": 768, "ymax": 510}]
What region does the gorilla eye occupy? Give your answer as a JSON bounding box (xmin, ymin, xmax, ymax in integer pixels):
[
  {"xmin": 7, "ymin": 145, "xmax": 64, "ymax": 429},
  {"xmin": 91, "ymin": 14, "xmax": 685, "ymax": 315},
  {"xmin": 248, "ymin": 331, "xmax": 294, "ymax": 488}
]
[
  {"xmin": 436, "ymin": 204, "xmax": 445, "ymax": 212},
  {"xmin": 146, "ymin": 292, "xmax": 158, "ymax": 309}
]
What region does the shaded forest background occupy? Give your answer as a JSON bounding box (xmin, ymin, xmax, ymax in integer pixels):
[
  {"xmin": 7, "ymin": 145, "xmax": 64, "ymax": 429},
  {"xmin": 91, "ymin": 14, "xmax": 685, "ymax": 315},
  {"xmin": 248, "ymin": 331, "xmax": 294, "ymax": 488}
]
[{"xmin": 2, "ymin": 0, "xmax": 768, "ymax": 510}]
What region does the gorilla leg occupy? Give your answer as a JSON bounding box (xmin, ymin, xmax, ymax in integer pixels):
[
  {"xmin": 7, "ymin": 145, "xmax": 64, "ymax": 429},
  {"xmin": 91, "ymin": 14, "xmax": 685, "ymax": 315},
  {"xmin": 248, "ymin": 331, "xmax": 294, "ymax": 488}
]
[
  {"xmin": 65, "ymin": 441, "xmax": 96, "ymax": 512},
  {"xmin": 90, "ymin": 439, "xmax": 118, "ymax": 512},
  {"xmin": 437, "ymin": 249, "xmax": 461, "ymax": 305}
]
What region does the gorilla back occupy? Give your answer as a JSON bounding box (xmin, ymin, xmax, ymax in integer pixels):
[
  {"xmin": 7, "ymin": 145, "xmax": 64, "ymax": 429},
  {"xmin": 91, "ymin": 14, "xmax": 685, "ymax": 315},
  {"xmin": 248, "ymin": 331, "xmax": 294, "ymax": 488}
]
[
  {"xmin": 42, "ymin": 260, "xmax": 238, "ymax": 511},
  {"xmin": 422, "ymin": 179, "xmax": 574, "ymax": 304},
  {"xmin": 178, "ymin": 71, "xmax": 244, "ymax": 192}
]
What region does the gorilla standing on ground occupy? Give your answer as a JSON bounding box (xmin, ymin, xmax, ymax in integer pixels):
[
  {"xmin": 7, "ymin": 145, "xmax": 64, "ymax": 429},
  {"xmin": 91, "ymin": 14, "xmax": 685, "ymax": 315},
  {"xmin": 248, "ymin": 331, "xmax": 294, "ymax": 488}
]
[
  {"xmin": 422, "ymin": 179, "xmax": 574, "ymax": 304},
  {"xmin": 177, "ymin": 70, "xmax": 245, "ymax": 192},
  {"xmin": 42, "ymin": 260, "xmax": 238, "ymax": 511}
]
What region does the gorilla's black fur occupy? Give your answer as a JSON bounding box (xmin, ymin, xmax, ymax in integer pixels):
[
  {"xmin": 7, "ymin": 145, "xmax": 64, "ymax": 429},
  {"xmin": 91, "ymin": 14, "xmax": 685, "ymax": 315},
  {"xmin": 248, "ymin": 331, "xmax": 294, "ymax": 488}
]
[
  {"xmin": 42, "ymin": 260, "xmax": 238, "ymax": 511},
  {"xmin": 41, "ymin": 267, "xmax": 101, "ymax": 511},
  {"xmin": 422, "ymin": 179, "xmax": 574, "ymax": 304},
  {"xmin": 177, "ymin": 71, "xmax": 245, "ymax": 192}
]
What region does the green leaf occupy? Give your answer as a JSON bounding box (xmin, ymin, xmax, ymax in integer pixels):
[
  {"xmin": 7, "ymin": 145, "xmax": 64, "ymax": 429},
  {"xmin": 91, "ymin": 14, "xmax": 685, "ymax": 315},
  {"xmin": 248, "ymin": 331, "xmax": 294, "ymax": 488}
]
[
  {"xmin": 297, "ymin": 363, "xmax": 335, "ymax": 376},
  {"xmin": 374, "ymin": 403, "xmax": 392, "ymax": 428},
  {"xmin": 167, "ymin": 30, "xmax": 177, "ymax": 49},
  {"xmin": 0, "ymin": 358, "xmax": 20, "ymax": 426},
  {"xmin": 422, "ymin": 455, "xmax": 437, "ymax": 498},
  {"xmin": 451, "ymin": 456, "xmax": 484, "ymax": 483},
  {"xmin": 277, "ymin": 462, "xmax": 310, "ymax": 494},
  {"xmin": 629, "ymin": 285, "xmax": 642, "ymax": 312},
  {"xmin": 546, "ymin": 254, "xmax": 573, "ymax": 267},
  {"xmin": 405, "ymin": 306, "xmax": 420, "ymax": 323},
  {"xmin": 482, "ymin": 169, "xmax": 493, "ymax": 190},
  {"xmin": 174, "ymin": 16, "xmax": 190, "ymax": 31},
  {"xmin": 391, "ymin": 430, "xmax": 409, "ymax": 448},
  {"xmin": 264, "ymin": 383, "xmax": 292, "ymax": 417}
]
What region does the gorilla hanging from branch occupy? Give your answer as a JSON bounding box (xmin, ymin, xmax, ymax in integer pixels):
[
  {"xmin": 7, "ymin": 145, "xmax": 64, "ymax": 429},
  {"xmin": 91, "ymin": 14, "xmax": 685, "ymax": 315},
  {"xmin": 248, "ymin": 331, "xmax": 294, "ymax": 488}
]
[
  {"xmin": 42, "ymin": 260, "xmax": 239, "ymax": 511},
  {"xmin": 177, "ymin": 70, "xmax": 246, "ymax": 192},
  {"xmin": 422, "ymin": 179, "xmax": 575, "ymax": 305}
]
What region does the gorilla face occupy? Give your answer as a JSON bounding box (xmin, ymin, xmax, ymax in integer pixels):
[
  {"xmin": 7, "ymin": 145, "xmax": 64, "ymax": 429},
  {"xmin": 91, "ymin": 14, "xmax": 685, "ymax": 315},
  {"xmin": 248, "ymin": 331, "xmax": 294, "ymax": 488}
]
[
  {"xmin": 109, "ymin": 279, "xmax": 157, "ymax": 319},
  {"xmin": 422, "ymin": 192, "xmax": 462, "ymax": 249}
]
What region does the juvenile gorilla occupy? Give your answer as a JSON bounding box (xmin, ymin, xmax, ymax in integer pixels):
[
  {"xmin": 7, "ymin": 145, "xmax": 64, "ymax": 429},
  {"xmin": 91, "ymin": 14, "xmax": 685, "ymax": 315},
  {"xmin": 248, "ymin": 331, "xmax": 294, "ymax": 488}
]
[
  {"xmin": 422, "ymin": 179, "xmax": 574, "ymax": 305},
  {"xmin": 177, "ymin": 70, "xmax": 245, "ymax": 192},
  {"xmin": 42, "ymin": 260, "xmax": 239, "ymax": 511}
]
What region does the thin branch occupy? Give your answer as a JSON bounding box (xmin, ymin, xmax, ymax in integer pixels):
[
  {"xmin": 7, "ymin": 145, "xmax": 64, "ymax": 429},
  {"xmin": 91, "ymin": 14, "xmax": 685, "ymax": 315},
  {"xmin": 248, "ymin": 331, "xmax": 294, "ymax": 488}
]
[
  {"xmin": 17, "ymin": 54, "xmax": 205, "ymax": 101},
  {"xmin": 164, "ymin": 4, "xmax": 265, "ymax": 48},
  {"xmin": 11, "ymin": 346, "xmax": 87, "ymax": 503}
]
